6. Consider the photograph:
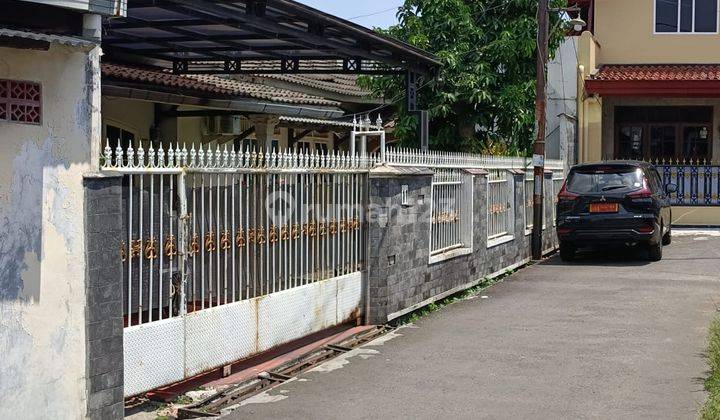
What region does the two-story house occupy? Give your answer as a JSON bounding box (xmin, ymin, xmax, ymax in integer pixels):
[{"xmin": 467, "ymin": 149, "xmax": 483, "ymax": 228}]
[{"xmin": 574, "ymin": 0, "xmax": 720, "ymax": 224}]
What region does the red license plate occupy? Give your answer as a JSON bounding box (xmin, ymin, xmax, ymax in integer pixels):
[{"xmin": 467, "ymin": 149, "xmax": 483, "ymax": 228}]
[{"xmin": 590, "ymin": 203, "xmax": 619, "ymax": 213}]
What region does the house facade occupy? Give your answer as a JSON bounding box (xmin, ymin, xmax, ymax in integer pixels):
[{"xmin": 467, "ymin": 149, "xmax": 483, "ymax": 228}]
[
  {"xmin": 0, "ymin": 1, "xmax": 442, "ymax": 418},
  {"xmin": 576, "ymin": 0, "xmax": 720, "ymax": 224}
]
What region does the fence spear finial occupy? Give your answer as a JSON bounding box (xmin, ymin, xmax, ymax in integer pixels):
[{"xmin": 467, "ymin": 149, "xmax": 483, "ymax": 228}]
[{"xmin": 158, "ymin": 143, "xmax": 166, "ymax": 168}]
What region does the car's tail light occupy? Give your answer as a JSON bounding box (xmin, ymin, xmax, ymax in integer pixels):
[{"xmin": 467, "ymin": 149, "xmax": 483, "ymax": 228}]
[
  {"xmin": 627, "ymin": 178, "xmax": 652, "ymax": 200},
  {"xmin": 636, "ymin": 222, "xmax": 655, "ymax": 234},
  {"xmin": 557, "ymin": 227, "xmax": 573, "ymax": 235},
  {"xmin": 557, "ymin": 180, "xmax": 578, "ymax": 201}
]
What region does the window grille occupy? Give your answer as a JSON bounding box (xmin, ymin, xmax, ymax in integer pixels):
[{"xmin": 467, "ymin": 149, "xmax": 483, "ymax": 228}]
[
  {"xmin": 487, "ymin": 169, "xmax": 513, "ymax": 240},
  {"xmin": 0, "ymin": 79, "xmax": 41, "ymax": 125},
  {"xmin": 430, "ymin": 170, "xmax": 472, "ymax": 255}
]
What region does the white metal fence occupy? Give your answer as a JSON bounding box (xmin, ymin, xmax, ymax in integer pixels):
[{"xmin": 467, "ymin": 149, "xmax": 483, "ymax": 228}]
[
  {"xmin": 430, "ymin": 170, "xmax": 471, "ymax": 255},
  {"xmin": 487, "ymin": 169, "xmax": 513, "ymax": 239},
  {"xmin": 524, "ymin": 171, "xmax": 534, "ymax": 230},
  {"xmin": 106, "ymin": 143, "xmax": 565, "ymax": 326},
  {"xmin": 552, "ymin": 173, "xmax": 565, "ymax": 226},
  {"xmin": 104, "ymin": 143, "xmax": 370, "ymax": 327},
  {"xmin": 384, "ymin": 147, "xmax": 563, "ymax": 243}
]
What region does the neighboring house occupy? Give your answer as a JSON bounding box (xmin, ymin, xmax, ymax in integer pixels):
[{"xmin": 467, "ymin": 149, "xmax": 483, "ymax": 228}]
[
  {"xmin": 101, "ymin": 62, "xmax": 381, "ymax": 155},
  {"xmin": 574, "ymin": 0, "xmax": 720, "ymax": 225}
]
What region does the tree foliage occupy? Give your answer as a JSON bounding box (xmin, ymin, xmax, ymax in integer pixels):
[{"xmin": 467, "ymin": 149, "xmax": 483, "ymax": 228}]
[{"xmin": 361, "ymin": 0, "xmax": 566, "ymax": 155}]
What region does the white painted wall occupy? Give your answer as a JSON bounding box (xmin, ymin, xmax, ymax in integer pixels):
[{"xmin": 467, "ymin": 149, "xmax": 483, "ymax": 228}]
[
  {"xmin": 546, "ymin": 37, "xmax": 578, "ymax": 162},
  {"xmin": 102, "ymin": 96, "xmax": 154, "ymax": 142},
  {"xmin": 0, "ymin": 43, "xmax": 99, "ymax": 419},
  {"xmin": 101, "ymin": 97, "xmax": 339, "ymax": 151}
]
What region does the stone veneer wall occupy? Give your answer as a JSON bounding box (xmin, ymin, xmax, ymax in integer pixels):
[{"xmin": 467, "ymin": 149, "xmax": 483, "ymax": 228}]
[
  {"xmin": 84, "ymin": 175, "xmax": 125, "ymax": 420},
  {"xmin": 367, "ymin": 167, "xmax": 558, "ymax": 324}
]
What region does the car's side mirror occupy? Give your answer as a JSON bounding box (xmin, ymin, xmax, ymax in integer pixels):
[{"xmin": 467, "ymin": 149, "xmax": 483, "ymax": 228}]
[{"xmin": 665, "ymin": 184, "xmax": 678, "ymax": 194}]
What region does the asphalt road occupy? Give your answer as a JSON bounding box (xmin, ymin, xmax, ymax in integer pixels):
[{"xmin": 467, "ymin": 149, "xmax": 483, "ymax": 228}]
[{"xmin": 227, "ymin": 231, "xmax": 720, "ymax": 420}]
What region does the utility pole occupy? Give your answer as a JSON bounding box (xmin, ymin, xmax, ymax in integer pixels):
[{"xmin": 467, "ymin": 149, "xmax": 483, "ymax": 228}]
[{"xmin": 532, "ymin": 0, "xmax": 549, "ymax": 260}]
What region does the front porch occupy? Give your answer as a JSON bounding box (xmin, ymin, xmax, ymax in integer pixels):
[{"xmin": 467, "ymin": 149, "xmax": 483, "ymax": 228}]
[
  {"xmin": 583, "ymin": 64, "xmax": 720, "ymax": 225},
  {"xmin": 100, "ymin": 62, "xmax": 386, "ymax": 157}
]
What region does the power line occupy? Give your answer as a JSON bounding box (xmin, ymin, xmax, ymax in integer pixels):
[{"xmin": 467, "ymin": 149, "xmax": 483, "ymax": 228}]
[{"xmin": 348, "ymin": 7, "xmax": 399, "ymax": 21}]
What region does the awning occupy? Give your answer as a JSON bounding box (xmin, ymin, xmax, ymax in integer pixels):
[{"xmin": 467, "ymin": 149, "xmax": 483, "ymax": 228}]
[
  {"xmin": 0, "ymin": 27, "xmax": 98, "ymax": 51},
  {"xmin": 585, "ymin": 64, "xmax": 720, "ymax": 97},
  {"xmin": 103, "ymin": 0, "xmax": 440, "ymax": 75}
]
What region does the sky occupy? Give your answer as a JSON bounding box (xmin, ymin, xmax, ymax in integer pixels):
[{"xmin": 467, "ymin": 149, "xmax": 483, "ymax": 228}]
[{"xmin": 296, "ymin": 0, "xmax": 404, "ymax": 29}]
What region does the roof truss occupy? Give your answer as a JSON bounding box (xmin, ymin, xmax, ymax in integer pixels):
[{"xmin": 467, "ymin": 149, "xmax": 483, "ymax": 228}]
[{"xmin": 103, "ymin": 0, "xmax": 439, "ymax": 75}]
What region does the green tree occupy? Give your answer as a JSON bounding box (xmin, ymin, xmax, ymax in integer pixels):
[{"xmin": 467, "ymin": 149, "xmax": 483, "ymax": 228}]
[{"xmin": 362, "ymin": 0, "xmax": 566, "ymax": 155}]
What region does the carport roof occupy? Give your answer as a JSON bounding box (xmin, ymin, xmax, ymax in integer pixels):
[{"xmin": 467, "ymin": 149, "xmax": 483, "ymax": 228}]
[{"xmin": 103, "ymin": 0, "xmax": 440, "ymax": 75}]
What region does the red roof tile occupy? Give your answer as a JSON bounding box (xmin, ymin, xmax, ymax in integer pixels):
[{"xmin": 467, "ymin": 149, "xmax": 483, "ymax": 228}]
[
  {"xmin": 593, "ymin": 64, "xmax": 720, "ymax": 82},
  {"xmin": 101, "ymin": 62, "xmax": 341, "ymax": 107}
]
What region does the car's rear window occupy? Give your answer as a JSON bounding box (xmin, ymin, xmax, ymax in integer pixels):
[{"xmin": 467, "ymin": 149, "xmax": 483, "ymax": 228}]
[{"xmin": 567, "ymin": 166, "xmax": 645, "ymax": 194}]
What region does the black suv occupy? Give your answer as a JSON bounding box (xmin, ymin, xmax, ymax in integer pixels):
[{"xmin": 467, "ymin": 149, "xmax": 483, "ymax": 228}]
[{"xmin": 556, "ymin": 161, "xmax": 676, "ymax": 262}]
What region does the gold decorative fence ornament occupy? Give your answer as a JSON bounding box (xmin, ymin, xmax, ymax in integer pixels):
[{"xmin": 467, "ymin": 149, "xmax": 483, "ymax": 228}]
[
  {"xmin": 269, "ymin": 225, "xmax": 278, "ymax": 244},
  {"xmin": 319, "ymin": 221, "xmax": 327, "ymax": 236},
  {"xmin": 204, "ymin": 231, "xmax": 216, "ymax": 252},
  {"xmin": 188, "ymin": 234, "xmax": 200, "ymax": 256},
  {"xmin": 490, "ymin": 203, "xmax": 505, "ymax": 215},
  {"xmin": 120, "ymin": 240, "xmax": 128, "ymax": 262},
  {"xmin": 130, "ymin": 239, "xmax": 142, "ymax": 260},
  {"xmin": 257, "ymin": 227, "xmax": 266, "ymax": 244},
  {"xmin": 280, "ymin": 225, "xmax": 289, "ymax": 241},
  {"xmin": 236, "ymin": 228, "xmax": 245, "ymax": 248},
  {"xmin": 220, "ymin": 230, "xmax": 232, "ymax": 250},
  {"xmin": 164, "ymin": 235, "xmax": 178, "ymax": 259},
  {"xmin": 352, "ymin": 217, "xmax": 360, "ymax": 230},
  {"xmin": 144, "ymin": 237, "xmax": 158, "ymax": 260},
  {"xmin": 308, "ymin": 222, "xmax": 317, "ymax": 237},
  {"xmin": 291, "ymin": 223, "xmax": 300, "ymax": 239},
  {"xmin": 329, "ymin": 219, "xmax": 338, "ymax": 235},
  {"xmin": 340, "ymin": 219, "xmax": 347, "ymax": 233},
  {"xmin": 248, "ymin": 228, "xmax": 256, "ymax": 244}
]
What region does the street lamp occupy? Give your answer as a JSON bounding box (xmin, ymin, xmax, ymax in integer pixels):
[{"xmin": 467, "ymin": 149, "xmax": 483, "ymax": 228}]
[{"xmin": 532, "ymin": 2, "xmax": 585, "ymax": 260}]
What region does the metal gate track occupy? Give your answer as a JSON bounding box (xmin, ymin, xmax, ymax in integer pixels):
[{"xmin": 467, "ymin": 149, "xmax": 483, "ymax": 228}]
[{"xmin": 177, "ymin": 325, "xmax": 392, "ymax": 418}]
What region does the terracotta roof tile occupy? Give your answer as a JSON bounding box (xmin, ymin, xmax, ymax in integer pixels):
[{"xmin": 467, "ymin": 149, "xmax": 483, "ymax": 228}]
[
  {"xmin": 255, "ymin": 74, "xmax": 372, "ymax": 97},
  {"xmin": 101, "ymin": 62, "xmax": 341, "ymax": 107},
  {"xmin": 593, "ymin": 64, "xmax": 720, "ymax": 81}
]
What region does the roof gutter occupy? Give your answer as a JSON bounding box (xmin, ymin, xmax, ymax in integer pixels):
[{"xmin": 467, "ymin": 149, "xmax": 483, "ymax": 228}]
[{"xmin": 102, "ymin": 84, "xmax": 345, "ymax": 119}]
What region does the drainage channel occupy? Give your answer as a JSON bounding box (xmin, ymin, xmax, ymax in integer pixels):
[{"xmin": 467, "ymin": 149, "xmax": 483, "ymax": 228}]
[{"xmin": 177, "ymin": 325, "xmax": 392, "ymax": 418}]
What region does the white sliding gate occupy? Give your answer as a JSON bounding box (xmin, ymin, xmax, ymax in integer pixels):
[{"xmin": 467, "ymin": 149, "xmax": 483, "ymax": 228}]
[{"xmin": 104, "ymin": 142, "xmax": 370, "ymax": 396}]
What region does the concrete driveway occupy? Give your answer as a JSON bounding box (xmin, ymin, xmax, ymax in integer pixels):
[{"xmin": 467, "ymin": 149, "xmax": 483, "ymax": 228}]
[{"xmin": 227, "ymin": 231, "xmax": 720, "ymax": 420}]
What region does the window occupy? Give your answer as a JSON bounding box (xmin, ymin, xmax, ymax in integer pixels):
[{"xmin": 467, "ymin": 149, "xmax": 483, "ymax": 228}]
[
  {"xmin": 649, "ymin": 125, "xmax": 676, "ymax": 161},
  {"xmin": 682, "ymin": 125, "xmax": 711, "ymax": 159},
  {"xmin": 0, "ymin": 79, "xmax": 41, "ymax": 124},
  {"xmin": 234, "ymin": 138, "xmax": 257, "ymax": 152},
  {"xmin": 296, "ymin": 141, "xmax": 311, "ymax": 152},
  {"xmin": 618, "ymin": 126, "xmax": 644, "ymax": 160},
  {"xmin": 656, "ymin": 0, "xmax": 719, "ymax": 33},
  {"xmin": 105, "ymin": 124, "xmax": 136, "ymax": 165},
  {"xmin": 315, "ymin": 143, "xmax": 329, "ymax": 154},
  {"xmin": 615, "ymin": 106, "xmax": 713, "ymax": 161},
  {"xmin": 567, "ymin": 167, "xmax": 644, "ymax": 194},
  {"xmin": 106, "ymin": 124, "xmax": 135, "ymax": 151}
]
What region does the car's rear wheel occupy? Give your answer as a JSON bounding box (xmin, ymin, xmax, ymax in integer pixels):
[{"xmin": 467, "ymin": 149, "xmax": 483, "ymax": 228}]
[
  {"xmin": 662, "ymin": 224, "xmax": 672, "ymax": 246},
  {"xmin": 559, "ymin": 242, "xmax": 576, "ymax": 262},
  {"xmin": 648, "ymin": 233, "xmax": 663, "ymax": 261}
]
